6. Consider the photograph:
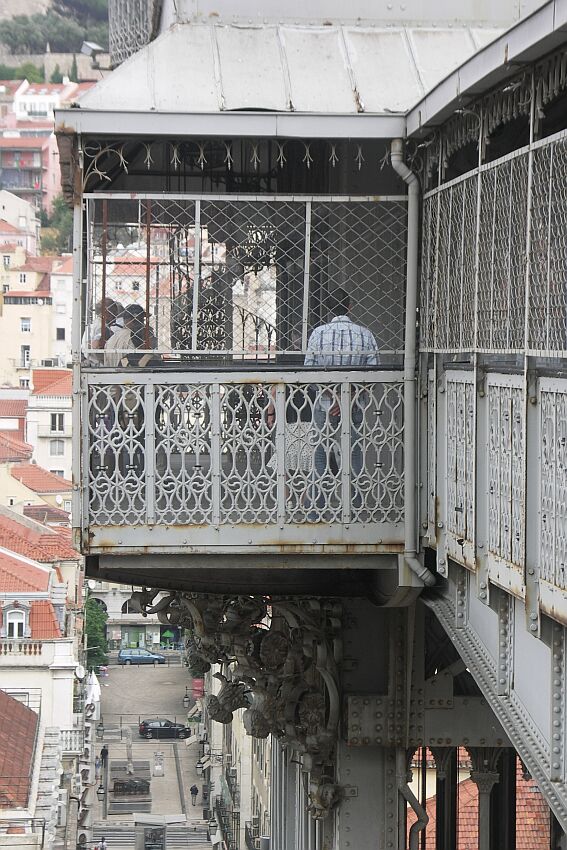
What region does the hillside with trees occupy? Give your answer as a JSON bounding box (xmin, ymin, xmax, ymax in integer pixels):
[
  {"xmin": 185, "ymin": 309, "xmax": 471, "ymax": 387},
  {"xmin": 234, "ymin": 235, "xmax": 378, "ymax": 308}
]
[{"xmin": 0, "ymin": 0, "xmax": 108, "ymax": 54}]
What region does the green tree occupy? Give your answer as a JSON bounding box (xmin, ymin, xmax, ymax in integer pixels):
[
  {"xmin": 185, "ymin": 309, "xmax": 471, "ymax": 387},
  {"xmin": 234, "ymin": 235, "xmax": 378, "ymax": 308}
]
[
  {"xmin": 41, "ymin": 194, "xmax": 73, "ymax": 254},
  {"xmin": 70, "ymin": 54, "xmax": 78, "ymax": 81},
  {"xmin": 50, "ymin": 63, "xmax": 63, "ymax": 83},
  {"xmin": 85, "ymin": 596, "xmax": 108, "ymax": 669},
  {"xmin": 0, "ymin": 9, "xmax": 109, "ymax": 55},
  {"xmin": 16, "ymin": 62, "xmax": 44, "ymax": 83},
  {"xmin": 0, "ymin": 64, "xmax": 15, "ymax": 79}
]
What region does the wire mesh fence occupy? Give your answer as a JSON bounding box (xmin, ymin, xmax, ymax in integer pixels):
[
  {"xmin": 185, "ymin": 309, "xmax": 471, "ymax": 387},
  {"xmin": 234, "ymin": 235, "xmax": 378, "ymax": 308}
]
[
  {"xmin": 83, "ymin": 195, "xmax": 407, "ymax": 365},
  {"xmin": 421, "ymin": 129, "xmax": 567, "ymax": 356}
]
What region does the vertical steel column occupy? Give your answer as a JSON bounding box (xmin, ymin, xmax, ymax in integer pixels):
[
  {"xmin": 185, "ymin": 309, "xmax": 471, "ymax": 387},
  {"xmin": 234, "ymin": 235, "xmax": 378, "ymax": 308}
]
[
  {"xmin": 275, "ymin": 383, "xmax": 286, "ymax": 525},
  {"xmin": 211, "ymin": 383, "xmax": 221, "ymax": 527},
  {"xmin": 340, "ymin": 381, "xmax": 351, "ymax": 523},
  {"xmin": 72, "ymin": 198, "xmax": 85, "ymax": 547},
  {"xmin": 145, "ymin": 199, "xmax": 152, "ymax": 347},
  {"xmin": 192, "ymin": 200, "xmax": 201, "ymax": 352},
  {"xmin": 302, "ymin": 201, "xmax": 312, "ymax": 350},
  {"xmin": 100, "ymin": 199, "xmax": 108, "ymax": 345},
  {"xmin": 145, "ymin": 381, "xmax": 155, "ymax": 525}
]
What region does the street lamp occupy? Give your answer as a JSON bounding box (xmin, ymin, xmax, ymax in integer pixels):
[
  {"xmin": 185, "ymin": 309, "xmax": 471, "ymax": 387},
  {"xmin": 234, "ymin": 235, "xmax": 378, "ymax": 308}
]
[
  {"xmin": 96, "ymin": 785, "xmax": 105, "ymax": 802},
  {"xmin": 195, "ymin": 760, "xmax": 204, "ymax": 778},
  {"xmin": 183, "ymin": 686, "xmax": 190, "ymax": 709},
  {"xmin": 96, "ymin": 721, "xmax": 104, "ymax": 739},
  {"xmin": 208, "ymin": 818, "xmax": 218, "ymax": 836}
]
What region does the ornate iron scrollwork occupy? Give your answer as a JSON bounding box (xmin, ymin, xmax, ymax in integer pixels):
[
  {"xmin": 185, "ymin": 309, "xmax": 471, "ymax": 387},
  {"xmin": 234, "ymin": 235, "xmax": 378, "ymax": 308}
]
[{"xmin": 130, "ymin": 589, "xmax": 342, "ymax": 818}]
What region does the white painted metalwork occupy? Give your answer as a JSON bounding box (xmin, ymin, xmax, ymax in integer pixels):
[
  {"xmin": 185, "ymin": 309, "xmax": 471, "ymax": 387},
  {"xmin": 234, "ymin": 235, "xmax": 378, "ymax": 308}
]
[
  {"xmin": 108, "ymin": 0, "xmax": 162, "ymax": 66},
  {"xmin": 539, "ymin": 378, "xmax": 567, "ymax": 592},
  {"xmin": 83, "ymin": 194, "xmax": 407, "ymax": 359},
  {"xmin": 80, "ymin": 20, "xmax": 504, "ymax": 116},
  {"xmin": 445, "ymin": 373, "xmax": 475, "ymax": 567},
  {"xmin": 486, "ymin": 375, "xmax": 525, "ymax": 575},
  {"xmin": 421, "ymin": 129, "xmax": 567, "ymax": 357},
  {"xmin": 81, "ymin": 369, "xmax": 404, "ymax": 552}
]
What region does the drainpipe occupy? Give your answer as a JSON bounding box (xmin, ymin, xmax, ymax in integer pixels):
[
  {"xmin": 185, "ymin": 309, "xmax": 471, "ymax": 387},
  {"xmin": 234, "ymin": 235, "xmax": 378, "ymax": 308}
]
[{"xmin": 390, "ymin": 139, "xmax": 436, "ymax": 588}]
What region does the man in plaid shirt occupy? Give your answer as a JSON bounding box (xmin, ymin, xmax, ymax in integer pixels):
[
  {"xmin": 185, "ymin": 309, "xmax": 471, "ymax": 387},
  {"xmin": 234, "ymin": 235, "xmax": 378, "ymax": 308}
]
[{"xmin": 304, "ymin": 288, "xmax": 378, "ymax": 517}]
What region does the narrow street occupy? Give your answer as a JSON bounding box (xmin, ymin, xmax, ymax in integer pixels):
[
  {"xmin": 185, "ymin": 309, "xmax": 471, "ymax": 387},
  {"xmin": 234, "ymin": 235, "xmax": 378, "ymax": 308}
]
[{"xmin": 92, "ymin": 664, "xmax": 209, "ymax": 849}]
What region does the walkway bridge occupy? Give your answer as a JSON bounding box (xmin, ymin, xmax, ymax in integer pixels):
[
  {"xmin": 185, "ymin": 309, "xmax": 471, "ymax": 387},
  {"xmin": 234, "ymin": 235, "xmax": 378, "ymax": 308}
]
[{"xmin": 58, "ymin": 1, "xmax": 567, "ymax": 847}]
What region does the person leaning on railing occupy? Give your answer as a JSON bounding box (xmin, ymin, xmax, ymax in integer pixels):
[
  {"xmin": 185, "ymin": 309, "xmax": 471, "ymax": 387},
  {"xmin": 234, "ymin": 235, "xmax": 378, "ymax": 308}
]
[
  {"xmin": 304, "ymin": 287, "xmax": 378, "ymax": 515},
  {"xmin": 102, "ymin": 305, "xmax": 161, "ymax": 477},
  {"xmin": 103, "ymin": 304, "xmax": 160, "ymax": 368}
]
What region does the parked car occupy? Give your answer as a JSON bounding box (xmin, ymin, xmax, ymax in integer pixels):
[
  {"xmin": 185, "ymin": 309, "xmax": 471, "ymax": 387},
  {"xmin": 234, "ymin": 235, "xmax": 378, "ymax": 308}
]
[
  {"xmin": 117, "ymin": 648, "xmax": 166, "ymax": 665},
  {"xmin": 138, "ymin": 718, "xmax": 190, "ymax": 739}
]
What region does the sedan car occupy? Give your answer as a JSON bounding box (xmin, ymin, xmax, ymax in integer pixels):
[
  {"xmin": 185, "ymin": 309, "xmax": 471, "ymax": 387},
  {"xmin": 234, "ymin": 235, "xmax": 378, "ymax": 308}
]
[
  {"xmin": 139, "ymin": 718, "xmax": 191, "ymax": 739},
  {"xmin": 117, "ymin": 648, "xmax": 166, "ymax": 665}
]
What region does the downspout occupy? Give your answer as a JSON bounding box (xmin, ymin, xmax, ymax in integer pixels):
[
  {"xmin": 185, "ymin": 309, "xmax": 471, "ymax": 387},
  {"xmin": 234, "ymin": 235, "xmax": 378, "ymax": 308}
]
[
  {"xmin": 396, "ymin": 748, "xmax": 428, "ymax": 850},
  {"xmin": 391, "ymin": 139, "xmax": 436, "ymax": 587}
]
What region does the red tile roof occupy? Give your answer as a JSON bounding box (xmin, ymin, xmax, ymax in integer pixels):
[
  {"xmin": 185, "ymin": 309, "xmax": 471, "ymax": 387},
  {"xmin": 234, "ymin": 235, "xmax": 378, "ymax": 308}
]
[
  {"xmin": 407, "ymin": 762, "xmax": 550, "ymax": 849},
  {"xmin": 0, "ymin": 549, "xmax": 50, "ymax": 592},
  {"xmin": 0, "ymin": 433, "xmax": 33, "ymax": 463},
  {"xmin": 11, "ymin": 464, "xmax": 72, "ymax": 494},
  {"xmin": 0, "ymin": 509, "xmax": 78, "ymax": 562},
  {"xmin": 53, "ymin": 255, "xmax": 73, "ymax": 275},
  {"xmin": 30, "ymin": 369, "xmax": 72, "ymax": 397},
  {"xmin": 23, "ymin": 504, "xmax": 70, "ymax": 525},
  {"xmin": 0, "ymin": 400, "xmax": 27, "ymax": 418},
  {"xmin": 0, "ymin": 219, "xmax": 21, "ymax": 234},
  {"xmin": 0, "ymin": 690, "xmax": 38, "ymax": 808},
  {"xmin": 17, "ymin": 256, "xmax": 56, "ymax": 274},
  {"xmin": 29, "ymin": 600, "xmax": 61, "ymax": 639}
]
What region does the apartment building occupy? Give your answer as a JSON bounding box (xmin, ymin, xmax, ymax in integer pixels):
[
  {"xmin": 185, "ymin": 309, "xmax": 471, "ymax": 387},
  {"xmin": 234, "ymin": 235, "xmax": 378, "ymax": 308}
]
[{"xmin": 26, "ymin": 370, "xmax": 72, "ymax": 481}]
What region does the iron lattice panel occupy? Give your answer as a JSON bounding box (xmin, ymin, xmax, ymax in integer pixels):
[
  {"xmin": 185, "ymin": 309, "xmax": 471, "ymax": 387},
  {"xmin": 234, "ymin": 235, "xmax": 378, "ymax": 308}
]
[
  {"xmin": 420, "ymin": 131, "xmax": 567, "ymax": 357},
  {"xmin": 487, "ymin": 380, "xmax": 525, "ymax": 571},
  {"xmin": 446, "ymin": 376, "xmax": 475, "ymax": 544},
  {"xmin": 84, "ymin": 196, "xmax": 407, "ymax": 361},
  {"xmin": 529, "ymin": 137, "xmax": 567, "ymax": 354},
  {"xmin": 108, "ymin": 0, "xmax": 158, "ymax": 66},
  {"xmin": 540, "ymin": 382, "xmax": 567, "ymax": 590},
  {"xmin": 84, "ymin": 372, "xmax": 404, "ymax": 531}
]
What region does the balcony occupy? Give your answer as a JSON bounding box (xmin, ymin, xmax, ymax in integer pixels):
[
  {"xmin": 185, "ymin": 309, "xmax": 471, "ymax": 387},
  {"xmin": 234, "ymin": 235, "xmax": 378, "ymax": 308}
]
[{"xmin": 79, "ymin": 369, "xmax": 404, "ymax": 556}]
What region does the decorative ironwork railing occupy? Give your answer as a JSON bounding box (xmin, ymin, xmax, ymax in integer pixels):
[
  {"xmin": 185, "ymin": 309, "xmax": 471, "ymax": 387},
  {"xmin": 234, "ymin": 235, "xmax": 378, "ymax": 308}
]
[
  {"xmin": 420, "ymin": 128, "xmax": 567, "ymax": 357},
  {"xmin": 78, "ymin": 369, "xmax": 404, "ymax": 552},
  {"xmin": 83, "ymin": 194, "xmax": 407, "ymax": 362}
]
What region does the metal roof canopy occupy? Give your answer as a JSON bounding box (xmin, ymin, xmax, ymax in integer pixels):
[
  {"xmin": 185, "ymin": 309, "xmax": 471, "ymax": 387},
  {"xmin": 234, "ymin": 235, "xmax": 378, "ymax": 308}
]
[
  {"xmin": 407, "ymin": 0, "xmax": 567, "ymax": 135},
  {"xmin": 55, "ymin": 21, "xmax": 505, "ymax": 139}
]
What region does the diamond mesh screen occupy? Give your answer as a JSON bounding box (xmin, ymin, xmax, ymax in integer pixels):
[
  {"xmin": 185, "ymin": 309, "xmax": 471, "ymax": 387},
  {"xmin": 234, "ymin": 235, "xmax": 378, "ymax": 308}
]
[
  {"xmin": 420, "ymin": 133, "xmax": 567, "ymax": 357},
  {"xmin": 84, "ymin": 195, "xmax": 407, "ymax": 362}
]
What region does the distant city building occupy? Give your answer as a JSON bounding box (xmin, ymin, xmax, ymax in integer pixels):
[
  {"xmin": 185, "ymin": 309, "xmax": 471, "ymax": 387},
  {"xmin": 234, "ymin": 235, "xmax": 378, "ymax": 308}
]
[
  {"xmin": 26, "ymin": 369, "xmax": 72, "ymax": 481},
  {"xmin": 0, "ymin": 191, "xmax": 40, "ymax": 253}
]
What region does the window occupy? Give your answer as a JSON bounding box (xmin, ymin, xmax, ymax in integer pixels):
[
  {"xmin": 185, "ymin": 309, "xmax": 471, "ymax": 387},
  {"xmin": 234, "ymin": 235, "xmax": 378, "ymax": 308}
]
[
  {"xmin": 50, "ymin": 469, "xmax": 64, "ymax": 476},
  {"xmin": 63, "ymin": 499, "xmax": 71, "ymax": 512},
  {"xmin": 8, "ymin": 497, "xmax": 15, "ymax": 506},
  {"xmin": 19, "ymin": 378, "xmax": 29, "ymax": 388},
  {"xmin": 2, "ymin": 255, "xmax": 9, "ymax": 267},
  {"xmin": 50, "ymin": 413, "xmax": 64, "ymax": 432},
  {"xmin": 2, "ymin": 285, "xmax": 8, "ymax": 293},
  {"xmin": 18, "ymin": 216, "xmax": 26, "ymax": 229},
  {"xmin": 56, "ymin": 327, "xmax": 65, "ymax": 341},
  {"xmin": 56, "ymin": 303, "xmax": 66, "ymax": 314},
  {"xmin": 19, "ymin": 273, "xmax": 26, "ymax": 284},
  {"xmin": 20, "ymin": 345, "xmax": 30, "ymax": 368},
  {"xmin": 49, "ymin": 439, "xmax": 64, "ymax": 456},
  {"xmin": 20, "ymin": 317, "xmax": 31, "ymax": 333},
  {"xmin": 6, "ymin": 610, "xmax": 25, "ymax": 638}
]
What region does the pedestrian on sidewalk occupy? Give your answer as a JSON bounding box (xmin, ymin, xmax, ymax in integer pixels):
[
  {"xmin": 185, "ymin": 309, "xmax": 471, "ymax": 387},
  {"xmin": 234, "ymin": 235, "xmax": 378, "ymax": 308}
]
[
  {"xmin": 190, "ymin": 784, "xmax": 199, "ymax": 805},
  {"xmin": 95, "ymin": 755, "xmax": 102, "ymax": 779},
  {"xmin": 100, "ymin": 744, "xmax": 109, "ymax": 767},
  {"xmin": 100, "ymin": 838, "xmax": 107, "ymax": 850}
]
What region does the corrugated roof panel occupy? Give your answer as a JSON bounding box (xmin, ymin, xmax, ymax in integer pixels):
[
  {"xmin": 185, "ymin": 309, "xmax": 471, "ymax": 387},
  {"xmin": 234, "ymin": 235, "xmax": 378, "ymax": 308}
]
[
  {"xmin": 345, "ymin": 28, "xmax": 424, "ymax": 112},
  {"xmin": 216, "ymin": 25, "xmax": 287, "ymax": 111},
  {"xmin": 280, "ymin": 27, "xmax": 356, "ymax": 113},
  {"xmin": 408, "ymin": 28, "xmax": 477, "ymax": 93}
]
